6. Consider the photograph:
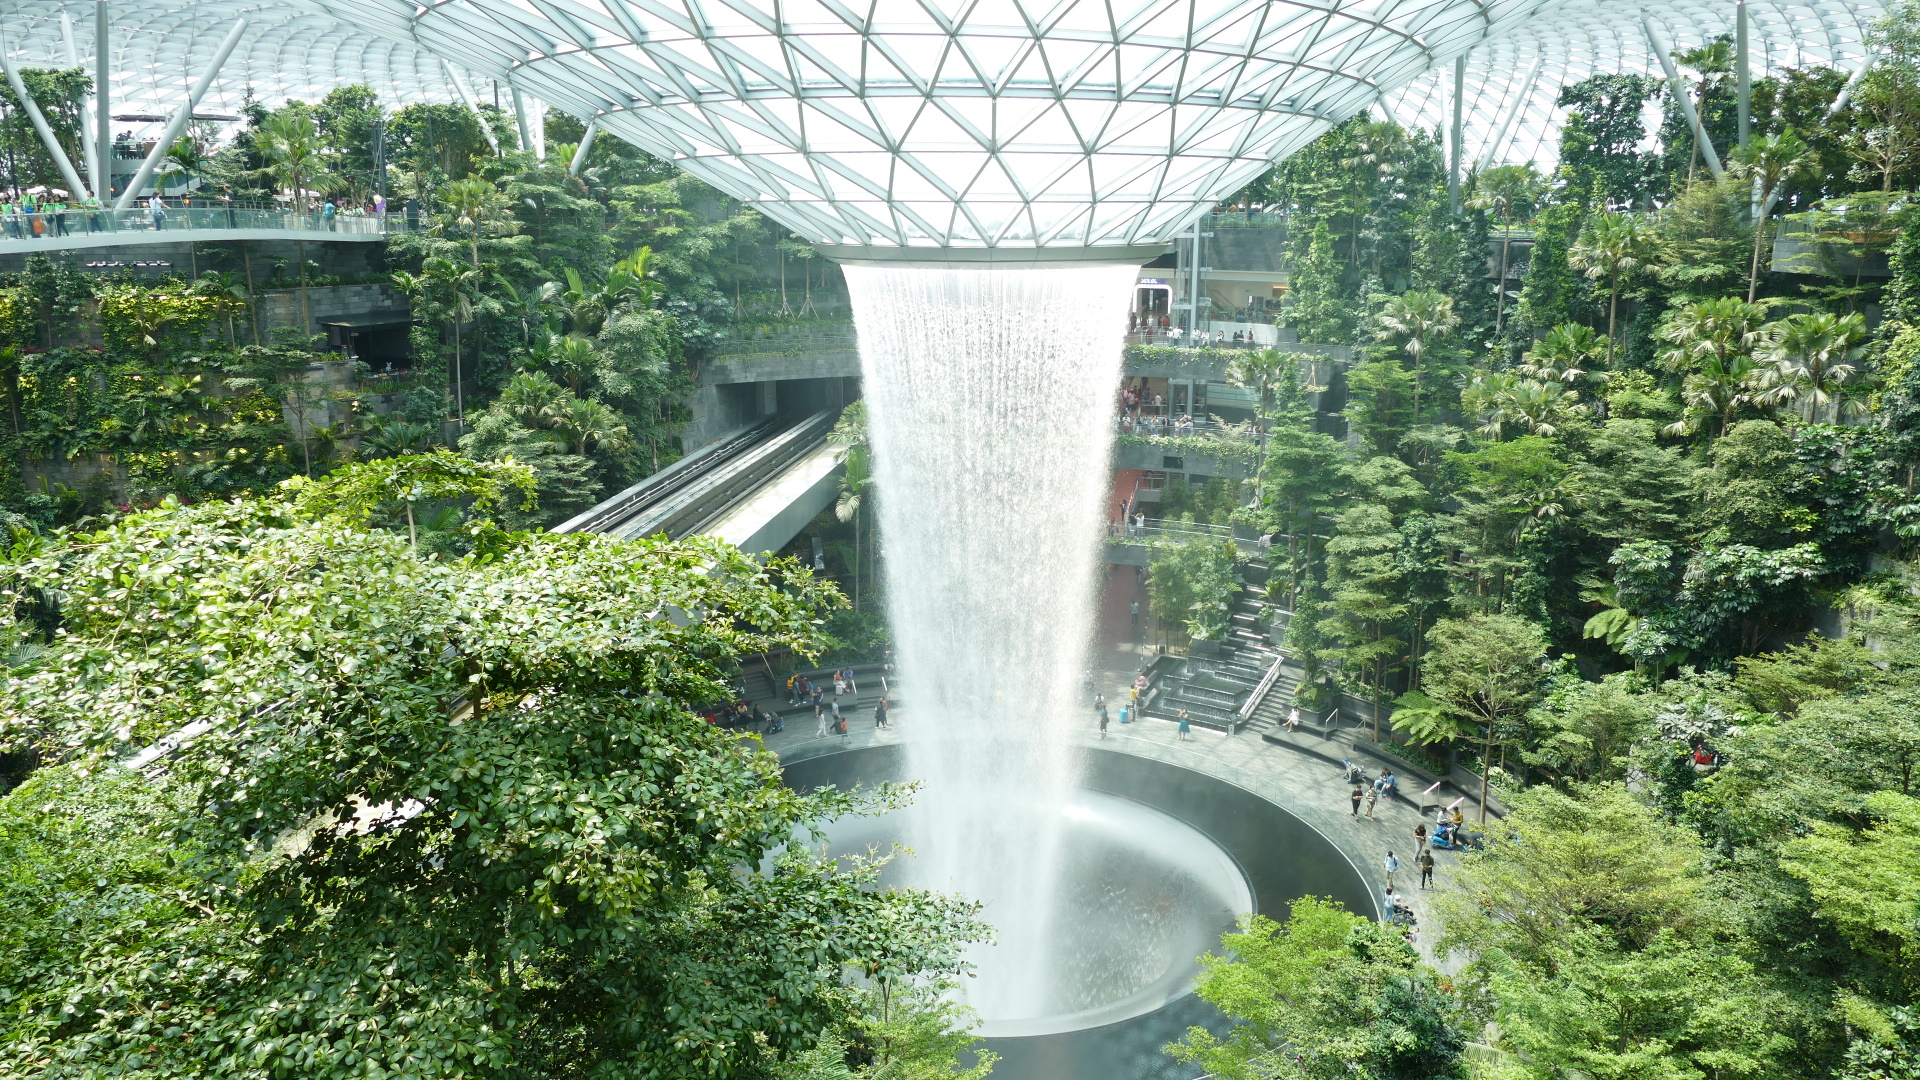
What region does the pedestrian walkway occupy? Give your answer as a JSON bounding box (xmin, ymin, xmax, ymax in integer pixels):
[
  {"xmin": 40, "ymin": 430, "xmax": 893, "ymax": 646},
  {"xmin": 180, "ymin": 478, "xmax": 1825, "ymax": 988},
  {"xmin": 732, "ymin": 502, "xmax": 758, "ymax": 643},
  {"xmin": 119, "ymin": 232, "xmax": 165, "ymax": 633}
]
[{"xmin": 748, "ymin": 675, "xmax": 1486, "ymax": 970}]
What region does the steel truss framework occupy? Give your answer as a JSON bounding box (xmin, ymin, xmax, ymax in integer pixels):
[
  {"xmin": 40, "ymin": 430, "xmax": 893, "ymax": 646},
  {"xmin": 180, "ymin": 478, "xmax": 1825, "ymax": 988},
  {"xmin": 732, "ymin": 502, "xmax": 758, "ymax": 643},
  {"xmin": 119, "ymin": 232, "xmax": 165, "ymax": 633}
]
[{"xmin": 0, "ymin": 0, "xmax": 1893, "ymax": 246}]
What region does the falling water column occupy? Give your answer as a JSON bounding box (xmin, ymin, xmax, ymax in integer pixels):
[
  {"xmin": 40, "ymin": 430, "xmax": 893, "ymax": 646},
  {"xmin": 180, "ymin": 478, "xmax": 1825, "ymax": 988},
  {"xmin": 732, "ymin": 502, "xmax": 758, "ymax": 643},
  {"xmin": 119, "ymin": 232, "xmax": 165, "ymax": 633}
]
[{"xmin": 840, "ymin": 259, "xmax": 1139, "ymax": 1023}]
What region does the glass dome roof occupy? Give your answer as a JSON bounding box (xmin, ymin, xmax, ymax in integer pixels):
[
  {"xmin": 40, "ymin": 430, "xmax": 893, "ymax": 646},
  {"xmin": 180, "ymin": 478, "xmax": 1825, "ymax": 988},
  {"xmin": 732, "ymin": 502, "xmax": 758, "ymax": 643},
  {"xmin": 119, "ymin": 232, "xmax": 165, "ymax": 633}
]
[
  {"xmin": 1, "ymin": 1, "xmax": 469, "ymax": 123},
  {"xmin": 1384, "ymin": 0, "xmax": 1886, "ymax": 171},
  {"xmin": 294, "ymin": 0, "xmax": 1586, "ymax": 249}
]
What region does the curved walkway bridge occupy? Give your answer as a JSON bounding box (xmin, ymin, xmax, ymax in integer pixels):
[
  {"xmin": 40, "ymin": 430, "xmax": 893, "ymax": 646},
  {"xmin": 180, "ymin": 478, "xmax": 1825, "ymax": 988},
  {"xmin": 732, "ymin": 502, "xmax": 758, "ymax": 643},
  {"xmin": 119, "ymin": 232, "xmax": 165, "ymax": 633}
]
[{"xmin": 0, "ymin": 206, "xmax": 407, "ymax": 256}]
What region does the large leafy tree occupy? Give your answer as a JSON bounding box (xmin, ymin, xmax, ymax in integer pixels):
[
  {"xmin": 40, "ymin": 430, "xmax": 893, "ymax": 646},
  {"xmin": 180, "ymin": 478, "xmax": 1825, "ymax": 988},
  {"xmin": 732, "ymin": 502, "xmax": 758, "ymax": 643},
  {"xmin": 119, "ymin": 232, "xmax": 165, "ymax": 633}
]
[
  {"xmin": 1420, "ymin": 613, "xmax": 1549, "ymax": 819},
  {"xmin": 0, "ymin": 496, "xmax": 986, "ymax": 1079},
  {"xmin": 1169, "ymin": 897, "xmax": 1467, "ymax": 1080}
]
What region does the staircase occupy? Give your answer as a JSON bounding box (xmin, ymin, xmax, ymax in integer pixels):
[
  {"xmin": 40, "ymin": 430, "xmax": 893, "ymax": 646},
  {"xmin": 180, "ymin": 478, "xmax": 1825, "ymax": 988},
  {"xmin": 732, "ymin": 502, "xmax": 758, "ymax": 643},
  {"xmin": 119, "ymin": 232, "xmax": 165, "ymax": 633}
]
[{"xmin": 1139, "ymin": 574, "xmax": 1291, "ymax": 733}]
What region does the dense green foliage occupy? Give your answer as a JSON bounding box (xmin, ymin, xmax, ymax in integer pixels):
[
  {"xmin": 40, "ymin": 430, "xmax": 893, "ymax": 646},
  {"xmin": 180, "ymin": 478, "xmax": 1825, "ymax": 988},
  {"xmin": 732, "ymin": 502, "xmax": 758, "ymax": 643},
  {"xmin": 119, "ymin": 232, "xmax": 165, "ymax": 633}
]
[{"xmin": 0, "ymin": 481, "xmax": 988, "ymax": 1079}]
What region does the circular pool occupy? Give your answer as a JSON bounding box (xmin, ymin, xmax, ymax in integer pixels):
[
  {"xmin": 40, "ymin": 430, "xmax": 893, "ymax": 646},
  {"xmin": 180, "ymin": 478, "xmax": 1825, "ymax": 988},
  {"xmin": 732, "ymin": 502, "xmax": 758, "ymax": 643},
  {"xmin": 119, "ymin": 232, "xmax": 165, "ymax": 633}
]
[{"xmin": 782, "ymin": 744, "xmax": 1376, "ymax": 1080}]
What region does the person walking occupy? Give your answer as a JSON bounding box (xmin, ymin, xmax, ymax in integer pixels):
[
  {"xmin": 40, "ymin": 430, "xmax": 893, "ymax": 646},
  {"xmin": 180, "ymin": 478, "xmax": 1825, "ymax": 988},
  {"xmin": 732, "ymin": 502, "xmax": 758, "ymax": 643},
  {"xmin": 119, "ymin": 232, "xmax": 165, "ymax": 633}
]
[
  {"xmin": 814, "ymin": 702, "xmax": 828, "ymax": 739},
  {"xmin": 830, "ymin": 698, "xmax": 842, "ymax": 725},
  {"xmin": 1098, "ymin": 707, "xmax": 1109, "ymax": 739},
  {"xmin": 1384, "ymin": 851, "xmax": 1400, "ymax": 891},
  {"xmin": 874, "ymin": 697, "xmax": 889, "ymax": 729},
  {"xmin": 1176, "ymin": 710, "xmax": 1191, "ymax": 741},
  {"xmin": 1364, "ymin": 786, "xmax": 1379, "ymax": 820},
  {"xmin": 1129, "ymin": 600, "xmax": 1139, "ymax": 626},
  {"xmin": 1350, "ymin": 784, "xmax": 1364, "ymax": 817},
  {"xmin": 1417, "ymin": 846, "xmax": 1435, "ymax": 890},
  {"xmin": 1414, "ymin": 823, "xmax": 1428, "ymax": 848}
]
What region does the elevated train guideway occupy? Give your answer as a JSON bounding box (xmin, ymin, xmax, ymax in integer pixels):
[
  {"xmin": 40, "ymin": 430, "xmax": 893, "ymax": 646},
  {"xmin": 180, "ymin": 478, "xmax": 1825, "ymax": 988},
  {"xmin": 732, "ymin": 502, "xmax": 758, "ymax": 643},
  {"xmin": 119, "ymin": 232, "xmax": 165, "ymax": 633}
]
[{"xmin": 552, "ymin": 409, "xmax": 843, "ymax": 554}]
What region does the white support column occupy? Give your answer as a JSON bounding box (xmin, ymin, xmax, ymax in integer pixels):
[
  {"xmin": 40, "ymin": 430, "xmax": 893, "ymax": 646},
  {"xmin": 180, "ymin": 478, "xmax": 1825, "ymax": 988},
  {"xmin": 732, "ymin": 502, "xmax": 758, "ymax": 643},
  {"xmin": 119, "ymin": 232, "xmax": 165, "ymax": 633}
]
[
  {"xmin": 60, "ymin": 11, "xmax": 103, "ymax": 203},
  {"xmin": 114, "ymin": 18, "xmax": 244, "ymax": 208},
  {"xmin": 569, "ymin": 118, "xmax": 597, "ymax": 175},
  {"xmin": 0, "ymin": 28, "xmax": 92, "ymax": 200},
  {"xmin": 96, "ymin": 1, "xmax": 110, "ymax": 201},
  {"xmin": 1447, "ymin": 55, "xmax": 1465, "ymax": 213},
  {"xmin": 446, "ymin": 60, "xmax": 501, "ymax": 155},
  {"xmin": 1477, "ymin": 57, "xmax": 1543, "ymax": 171},
  {"xmin": 527, "ymin": 95, "xmax": 545, "ymax": 160},
  {"xmin": 1735, "ymin": 0, "xmax": 1751, "ymax": 148},
  {"xmin": 511, "ymin": 84, "xmax": 532, "ymax": 155},
  {"xmin": 1645, "ymin": 17, "xmax": 1724, "ymax": 179}
]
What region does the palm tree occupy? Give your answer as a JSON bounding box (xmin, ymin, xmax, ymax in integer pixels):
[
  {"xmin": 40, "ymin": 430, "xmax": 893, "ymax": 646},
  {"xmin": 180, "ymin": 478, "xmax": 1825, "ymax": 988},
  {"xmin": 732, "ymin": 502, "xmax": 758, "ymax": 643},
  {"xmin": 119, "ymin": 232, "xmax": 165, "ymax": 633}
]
[
  {"xmin": 157, "ymin": 134, "xmax": 210, "ymax": 196},
  {"xmin": 1756, "ymin": 311, "xmax": 1868, "ymax": 423},
  {"xmin": 497, "ymin": 370, "xmax": 571, "ymax": 430},
  {"xmin": 1373, "ymin": 290, "xmax": 1458, "ymax": 421},
  {"xmin": 1664, "ymin": 352, "xmax": 1761, "ymax": 438},
  {"xmin": 1731, "ymin": 130, "xmax": 1812, "ymax": 302},
  {"xmin": 548, "ymin": 395, "xmax": 632, "ymax": 457},
  {"xmin": 1655, "ymin": 297, "xmax": 1770, "ymax": 374},
  {"xmin": 440, "ymin": 177, "xmax": 507, "ymax": 269},
  {"xmin": 1466, "ymin": 372, "xmax": 1589, "ymax": 439},
  {"xmin": 257, "ymin": 112, "xmax": 336, "ymax": 333},
  {"xmin": 1517, "ymin": 323, "xmax": 1606, "ymax": 385},
  {"xmin": 408, "ymin": 257, "xmax": 481, "ymax": 426},
  {"xmin": 1568, "ymin": 211, "xmax": 1658, "ymax": 366},
  {"xmin": 1675, "ymin": 39, "xmax": 1735, "ymax": 181},
  {"xmin": 1339, "ymin": 121, "xmax": 1408, "ymax": 268},
  {"xmin": 1466, "ymin": 164, "xmax": 1546, "ymax": 337},
  {"xmin": 256, "ymin": 112, "xmax": 333, "ymax": 215},
  {"xmin": 495, "ymin": 279, "xmax": 562, "ymax": 347},
  {"xmin": 193, "ymin": 271, "xmax": 251, "ymax": 343}
]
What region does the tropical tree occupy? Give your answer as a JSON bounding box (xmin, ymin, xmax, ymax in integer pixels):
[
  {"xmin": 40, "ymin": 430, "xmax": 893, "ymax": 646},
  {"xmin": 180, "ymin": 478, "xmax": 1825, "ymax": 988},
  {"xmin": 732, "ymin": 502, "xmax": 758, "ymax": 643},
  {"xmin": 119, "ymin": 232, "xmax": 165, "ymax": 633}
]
[
  {"xmin": 1421, "ymin": 613, "xmax": 1550, "ymax": 822},
  {"xmin": 285, "ymin": 448, "xmax": 535, "ymax": 550},
  {"xmin": 1468, "ymin": 163, "xmax": 1548, "ymax": 336},
  {"xmin": 1517, "ymin": 323, "xmax": 1607, "ymax": 386},
  {"xmin": 1373, "ymin": 289, "xmax": 1458, "ymax": 420},
  {"xmin": 1568, "ymin": 211, "xmax": 1659, "ymax": 364},
  {"xmin": 1665, "ymin": 352, "xmax": 1762, "ymax": 438},
  {"xmin": 1466, "ymin": 372, "xmax": 1590, "ymax": 439},
  {"xmin": 1756, "ymin": 311, "xmax": 1869, "ymax": 422},
  {"xmin": 439, "ymin": 176, "xmax": 509, "ymax": 269},
  {"xmin": 256, "ymin": 111, "xmax": 334, "ymax": 214},
  {"xmin": 1731, "ymin": 129, "xmax": 1812, "ymax": 301},
  {"xmin": 1225, "ymin": 347, "xmax": 1295, "ymax": 500},
  {"xmin": 1656, "ymin": 296, "xmax": 1770, "ymax": 373},
  {"xmin": 546, "ymin": 395, "xmax": 632, "ymax": 457}
]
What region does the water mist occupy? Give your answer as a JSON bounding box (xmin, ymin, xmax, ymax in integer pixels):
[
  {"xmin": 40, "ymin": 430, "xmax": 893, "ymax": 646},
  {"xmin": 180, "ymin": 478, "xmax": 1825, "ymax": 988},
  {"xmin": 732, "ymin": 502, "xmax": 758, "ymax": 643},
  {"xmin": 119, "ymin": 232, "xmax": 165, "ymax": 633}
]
[{"xmin": 843, "ymin": 262, "xmax": 1138, "ymax": 1026}]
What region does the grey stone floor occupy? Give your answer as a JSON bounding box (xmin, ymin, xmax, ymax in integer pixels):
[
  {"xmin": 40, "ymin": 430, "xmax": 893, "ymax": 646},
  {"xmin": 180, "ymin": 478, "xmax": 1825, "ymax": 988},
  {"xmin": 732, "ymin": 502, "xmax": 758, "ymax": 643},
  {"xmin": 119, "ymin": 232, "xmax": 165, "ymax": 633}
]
[{"xmin": 753, "ymin": 678, "xmax": 1471, "ymax": 970}]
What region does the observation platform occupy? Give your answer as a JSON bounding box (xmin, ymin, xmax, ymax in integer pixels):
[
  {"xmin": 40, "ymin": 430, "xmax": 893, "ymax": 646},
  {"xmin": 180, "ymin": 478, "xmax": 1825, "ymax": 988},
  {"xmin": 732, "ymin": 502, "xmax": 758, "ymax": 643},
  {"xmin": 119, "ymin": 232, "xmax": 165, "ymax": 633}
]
[{"xmin": 0, "ymin": 207, "xmax": 406, "ymax": 257}]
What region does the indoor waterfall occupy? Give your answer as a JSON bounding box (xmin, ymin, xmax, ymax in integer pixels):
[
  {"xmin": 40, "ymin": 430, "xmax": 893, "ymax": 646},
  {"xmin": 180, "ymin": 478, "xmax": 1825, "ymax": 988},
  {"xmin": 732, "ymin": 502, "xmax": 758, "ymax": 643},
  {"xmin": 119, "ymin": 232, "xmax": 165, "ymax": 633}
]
[{"xmin": 843, "ymin": 262, "xmax": 1140, "ymax": 1028}]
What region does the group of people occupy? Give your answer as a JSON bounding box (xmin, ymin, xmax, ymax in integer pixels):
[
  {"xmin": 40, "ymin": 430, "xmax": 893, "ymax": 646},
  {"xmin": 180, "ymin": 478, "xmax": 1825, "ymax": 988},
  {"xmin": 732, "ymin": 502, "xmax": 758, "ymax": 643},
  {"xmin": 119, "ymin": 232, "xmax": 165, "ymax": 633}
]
[
  {"xmin": 1136, "ymin": 323, "xmax": 1265, "ymax": 348},
  {"xmin": 1344, "ymin": 760, "xmax": 1401, "ymax": 819},
  {"xmin": 1115, "ymin": 412, "xmax": 1197, "ymax": 436},
  {"xmin": 1, "ymin": 195, "xmax": 100, "ymax": 238},
  {"xmin": 784, "ymin": 667, "xmax": 890, "ymax": 740}
]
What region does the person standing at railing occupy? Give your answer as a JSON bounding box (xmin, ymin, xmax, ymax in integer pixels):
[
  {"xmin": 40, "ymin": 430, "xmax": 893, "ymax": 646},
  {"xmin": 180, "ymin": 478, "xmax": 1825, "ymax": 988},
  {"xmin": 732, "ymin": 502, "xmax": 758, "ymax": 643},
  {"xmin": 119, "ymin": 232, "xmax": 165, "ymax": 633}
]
[
  {"xmin": 1, "ymin": 201, "xmax": 16, "ymax": 240},
  {"xmin": 51, "ymin": 199, "xmax": 68, "ymax": 237},
  {"xmin": 323, "ymin": 200, "xmax": 337, "ymax": 231},
  {"xmin": 223, "ymin": 189, "xmax": 236, "ymax": 228},
  {"xmin": 84, "ymin": 195, "xmax": 103, "ymax": 233},
  {"xmin": 374, "ymin": 193, "xmax": 387, "ymax": 229},
  {"xmin": 147, "ymin": 194, "xmax": 166, "ymax": 232}
]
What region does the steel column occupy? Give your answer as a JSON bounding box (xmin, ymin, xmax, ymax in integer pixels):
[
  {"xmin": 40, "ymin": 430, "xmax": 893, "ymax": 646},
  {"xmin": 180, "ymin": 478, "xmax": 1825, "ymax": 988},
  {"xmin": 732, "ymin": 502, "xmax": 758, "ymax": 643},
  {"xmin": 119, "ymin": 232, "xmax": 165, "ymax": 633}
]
[
  {"xmin": 1645, "ymin": 18, "xmax": 1724, "ymax": 179},
  {"xmin": 1478, "ymin": 58, "xmax": 1542, "ymax": 171},
  {"xmin": 114, "ymin": 19, "xmax": 244, "ymax": 209},
  {"xmin": 511, "ymin": 84, "xmax": 532, "ymax": 156},
  {"xmin": 0, "ymin": 27, "xmax": 92, "ymax": 200},
  {"xmin": 1736, "ymin": 0, "xmax": 1751, "ymax": 147},
  {"xmin": 1448, "ymin": 54, "xmax": 1465, "ymax": 213},
  {"xmin": 446, "ymin": 60, "xmax": 501, "ymax": 155},
  {"xmin": 96, "ymin": 1, "xmax": 110, "ymax": 201},
  {"xmin": 59, "ymin": 11, "xmax": 103, "ymax": 199},
  {"xmin": 569, "ymin": 119, "xmax": 597, "ymax": 175}
]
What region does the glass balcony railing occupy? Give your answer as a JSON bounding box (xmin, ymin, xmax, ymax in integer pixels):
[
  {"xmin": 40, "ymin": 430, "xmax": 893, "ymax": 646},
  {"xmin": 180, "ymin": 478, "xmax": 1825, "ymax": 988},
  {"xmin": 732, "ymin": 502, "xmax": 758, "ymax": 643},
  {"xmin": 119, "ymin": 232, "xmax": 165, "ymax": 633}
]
[{"xmin": 0, "ymin": 204, "xmax": 412, "ymax": 242}]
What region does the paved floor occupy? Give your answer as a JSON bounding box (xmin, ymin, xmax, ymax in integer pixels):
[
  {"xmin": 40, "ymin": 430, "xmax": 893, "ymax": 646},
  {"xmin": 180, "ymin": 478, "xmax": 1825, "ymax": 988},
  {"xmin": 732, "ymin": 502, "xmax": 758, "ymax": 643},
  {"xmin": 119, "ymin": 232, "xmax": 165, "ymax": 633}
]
[{"xmin": 754, "ymin": 671, "xmax": 1473, "ymax": 969}]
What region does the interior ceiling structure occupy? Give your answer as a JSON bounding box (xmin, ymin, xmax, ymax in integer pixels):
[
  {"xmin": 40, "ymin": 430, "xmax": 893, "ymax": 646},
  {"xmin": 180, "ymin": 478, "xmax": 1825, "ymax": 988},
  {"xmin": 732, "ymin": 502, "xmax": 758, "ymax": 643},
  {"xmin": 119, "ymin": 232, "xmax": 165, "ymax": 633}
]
[
  {"xmin": 1, "ymin": 1, "xmax": 1893, "ymax": 247},
  {"xmin": 1385, "ymin": 0, "xmax": 1887, "ymax": 171},
  {"xmin": 299, "ymin": 0, "xmax": 1592, "ymax": 249},
  {"xmin": 0, "ymin": 1, "xmax": 467, "ymax": 130}
]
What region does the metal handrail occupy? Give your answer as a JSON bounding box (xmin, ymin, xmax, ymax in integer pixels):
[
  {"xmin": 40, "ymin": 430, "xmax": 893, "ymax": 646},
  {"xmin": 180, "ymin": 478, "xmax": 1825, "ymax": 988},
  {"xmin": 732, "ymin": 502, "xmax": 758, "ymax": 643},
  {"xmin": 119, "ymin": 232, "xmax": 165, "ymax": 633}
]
[
  {"xmin": 0, "ymin": 205, "xmax": 411, "ymax": 241},
  {"xmin": 1233, "ymin": 651, "xmax": 1286, "ymax": 736}
]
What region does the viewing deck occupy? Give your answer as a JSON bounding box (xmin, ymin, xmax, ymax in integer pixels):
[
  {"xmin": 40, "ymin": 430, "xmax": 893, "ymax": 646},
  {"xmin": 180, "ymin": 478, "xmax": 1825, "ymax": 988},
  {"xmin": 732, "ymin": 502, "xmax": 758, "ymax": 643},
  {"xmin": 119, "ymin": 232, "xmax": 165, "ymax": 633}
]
[{"xmin": 0, "ymin": 206, "xmax": 408, "ymax": 256}]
